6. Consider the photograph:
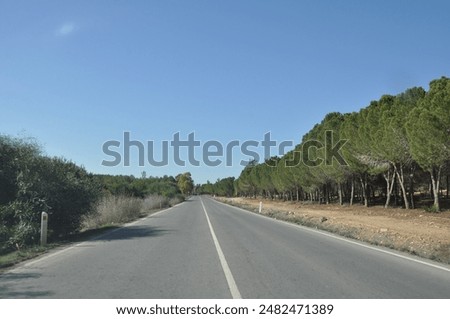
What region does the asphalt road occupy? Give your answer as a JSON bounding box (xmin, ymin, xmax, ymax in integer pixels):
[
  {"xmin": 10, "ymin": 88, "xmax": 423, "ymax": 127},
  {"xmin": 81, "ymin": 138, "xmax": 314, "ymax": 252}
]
[{"xmin": 1, "ymin": 195, "xmax": 449, "ymax": 298}]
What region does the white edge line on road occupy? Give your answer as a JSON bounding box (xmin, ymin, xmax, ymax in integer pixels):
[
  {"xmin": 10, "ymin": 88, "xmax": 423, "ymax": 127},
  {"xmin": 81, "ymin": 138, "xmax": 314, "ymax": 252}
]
[
  {"xmin": 212, "ymin": 198, "xmax": 450, "ymax": 273},
  {"xmin": 200, "ymin": 198, "xmax": 242, "ymax": 299},
  {"xmin": 4, "ymin": 203, "xmax": 183, "ymax": 272}
]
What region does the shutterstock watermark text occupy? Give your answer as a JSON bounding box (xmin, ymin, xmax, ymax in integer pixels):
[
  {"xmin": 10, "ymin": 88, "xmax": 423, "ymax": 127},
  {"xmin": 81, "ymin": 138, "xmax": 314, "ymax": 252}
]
[{"xmin": 101, "ymin": 131, "xmax": 347, "ymax": 168}]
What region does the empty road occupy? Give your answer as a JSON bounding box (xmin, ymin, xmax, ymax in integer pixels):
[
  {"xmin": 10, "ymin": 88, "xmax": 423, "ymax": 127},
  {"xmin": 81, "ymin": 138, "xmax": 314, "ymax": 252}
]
[{"xmin": 1, "ymin": 196, "xmax": 450, "ymax": 298}]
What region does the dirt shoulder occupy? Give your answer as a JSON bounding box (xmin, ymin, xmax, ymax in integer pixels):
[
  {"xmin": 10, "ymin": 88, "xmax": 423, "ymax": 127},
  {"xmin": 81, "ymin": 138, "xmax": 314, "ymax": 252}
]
[{"xmin": 217, "ymin": 197, "xmax": 450, "ymax": 264}]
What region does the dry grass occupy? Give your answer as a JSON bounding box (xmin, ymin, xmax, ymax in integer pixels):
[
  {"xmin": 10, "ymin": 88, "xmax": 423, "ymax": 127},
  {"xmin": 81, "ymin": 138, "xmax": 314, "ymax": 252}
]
[
  {"xmin": 82, "ymin": 194, "xmax": 184, "ymax": 230},
  {"xmin": 82, "ymin": 195, "xmax": 143, "ymax": 229},
  {"xmin": 142, "ymin": 195, "xmax": 169, "ymax": 212},
  {"xmin": 168, "ymin": 196, "xmax": 184, "ymax": 207}
]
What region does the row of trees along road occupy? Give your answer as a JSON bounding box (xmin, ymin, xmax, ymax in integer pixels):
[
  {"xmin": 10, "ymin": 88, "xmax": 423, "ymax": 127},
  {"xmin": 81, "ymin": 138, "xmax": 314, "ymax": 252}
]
[{"xmin": 231, "ymin": 77, "xmax": 450, "ymax": 211}]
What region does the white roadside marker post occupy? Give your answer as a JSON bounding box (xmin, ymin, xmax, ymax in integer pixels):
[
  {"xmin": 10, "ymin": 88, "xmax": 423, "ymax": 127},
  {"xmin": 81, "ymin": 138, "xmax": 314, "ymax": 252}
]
[
  {"xmin": 40, "ymin": 212, "xmax": 48, "ymax": 246},
  {"xmin": 259, "ymin": 201, "xmax": 262, "ymax": 213}
]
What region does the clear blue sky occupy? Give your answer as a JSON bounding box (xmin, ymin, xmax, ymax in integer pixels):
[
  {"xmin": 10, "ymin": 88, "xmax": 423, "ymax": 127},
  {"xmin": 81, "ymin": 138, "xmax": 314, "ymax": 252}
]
[{"xmin": 1, "ymin": 0, "xmax": 450, "ymax": 184}]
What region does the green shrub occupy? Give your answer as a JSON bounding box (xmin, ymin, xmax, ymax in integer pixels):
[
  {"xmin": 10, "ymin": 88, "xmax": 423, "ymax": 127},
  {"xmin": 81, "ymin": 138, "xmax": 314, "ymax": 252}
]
[
  {"xmin": 0, "ymin": 136, "xmax": 40, "ymax": 205},
  {"xmin": 0, "ymin": 135, "xmax": 101, "ymax": 250},
  {"xmin": 31, "ymin": 157, "xmax": 101, "ymax": 237},
  {"xmin": 0, "ymin": 198, "xmax": 47, "ymax": 249},
  {"xmin": 425, "ymin": 204, "xmax": 441, "ymax": 213}
]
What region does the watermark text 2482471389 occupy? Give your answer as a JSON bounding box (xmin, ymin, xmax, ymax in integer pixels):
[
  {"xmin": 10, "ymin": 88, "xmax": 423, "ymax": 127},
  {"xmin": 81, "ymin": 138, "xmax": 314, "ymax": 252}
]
[{"xmin": 101, "ymin": 131, "xmax": 348, "ymax": 168}]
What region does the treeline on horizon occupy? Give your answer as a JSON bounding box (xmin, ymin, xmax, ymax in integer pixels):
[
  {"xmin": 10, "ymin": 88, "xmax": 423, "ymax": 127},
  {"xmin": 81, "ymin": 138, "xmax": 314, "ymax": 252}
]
[
  {"xmin": 0, "ymin": 135, "xmax": 192, "ymax": 253},
  {"xmin": 199, "ymin": 77, "xmax": 450, "ymax": 211},
  {"xmin": 96, "ymin": 174, "xmax": 181, "ymax": 198}
]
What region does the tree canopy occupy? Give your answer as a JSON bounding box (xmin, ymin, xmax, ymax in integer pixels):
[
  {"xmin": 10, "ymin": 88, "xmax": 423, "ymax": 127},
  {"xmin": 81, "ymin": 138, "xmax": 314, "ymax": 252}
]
[{"xmin": 228, "ymin": 77, "xmax": 450, "ymax": 211}]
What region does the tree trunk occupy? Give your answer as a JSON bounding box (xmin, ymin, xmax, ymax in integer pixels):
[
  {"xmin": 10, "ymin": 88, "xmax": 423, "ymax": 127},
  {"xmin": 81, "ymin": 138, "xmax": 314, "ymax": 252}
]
[
  {"xmin": 430, "ymin": 166, "xmax": 442, "ymax": 211},
  {"xmin": 447, "ymin": 174, "xmax": 449, "ymax": 199},
  {"xmin": 395, "ymin": 165, "xmax": 410, "ymax": 209},
  {"xmin": 350, "ymin": 178, "xmax": 354, "ymax": 206},
  {"xmin": 338, "ymin": 182, "xmax": 343, "ymax": 205},
  {"xmin": 383, "ymin": 169, "xmax": 395, "ymax": 208},
  {"xmin": 324, "ymin": 184, "xmax": 330, "ymax": 204},
  {"xmin": 360, "ymin": 176, "xmax": 368, "ymax": 207},
  {"xmin": 394, "ymin": 179, "xmax": 399, "ymax": 206},
  {"xmin": 409, "ymin": 166, "xmax": 415, "ymax": 209}
]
